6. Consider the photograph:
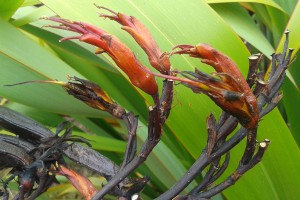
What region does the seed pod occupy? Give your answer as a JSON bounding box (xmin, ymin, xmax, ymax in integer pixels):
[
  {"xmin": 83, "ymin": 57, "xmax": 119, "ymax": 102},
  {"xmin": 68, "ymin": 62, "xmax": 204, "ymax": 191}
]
[
  {"xmin": 5, "ymin": 77, "xmax": 126, "ymax": 118},
  {"xmin": 44, "ymin": 17, "xmax": 158, "ymax": 96},
  {"xmin": 64, "ymin": 77, "xmax": 127, "ymax": 118}
]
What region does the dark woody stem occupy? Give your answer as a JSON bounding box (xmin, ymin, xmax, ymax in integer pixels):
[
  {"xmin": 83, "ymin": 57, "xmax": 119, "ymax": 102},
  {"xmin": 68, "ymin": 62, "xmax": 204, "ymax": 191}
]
[
  {"xmin": 197, "ymin": 140, "xmax": 270, "ymax": 199},
  {"xmin": 240, "ymin": 128, "xmax": 257, "ymax": 165},
  {"xmin": 155, "ymin": 124, "xmax": 249, "ymax": 200},
  {"xmin": 120, "ymin": 112, "xmax": 138, "ymax": 169},
  {"xmin": 92, "ymin": 107, "xmax": 162, "ymax": 200},
  {"xmin": 246, "ymin": 53, "xmax": 262, "ymax": 87},
  {"xmin": 92, "ymin": 80, "xmax": 173, "ymax": 200},
  {"xmin": 189, "ymin": 152, "xmax": 230, "ymax": 195}
]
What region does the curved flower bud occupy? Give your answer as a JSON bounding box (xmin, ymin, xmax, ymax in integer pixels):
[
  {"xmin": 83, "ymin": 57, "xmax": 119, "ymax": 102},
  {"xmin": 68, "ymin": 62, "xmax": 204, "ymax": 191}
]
[
  {"xmin": 183, "ymin": 70, "xmax": 257, "ymax": 129},
  {"xmin": 98, "ymin": 6, "xmax": 171, "ymax": 74},
  {"xmin": 145, "ymin": 44, "xmax": 258, "ymax": 129},
  {"xmin": 173, "ymin": 44, "xmax": 248, "ymax": 86},
  {"xmin": 44, "ymin": 17, "xmax": 158, "ymax": 96},
  {"xmin": 53, "ymin": 164, "xmax": 97, "ymax": 200}
]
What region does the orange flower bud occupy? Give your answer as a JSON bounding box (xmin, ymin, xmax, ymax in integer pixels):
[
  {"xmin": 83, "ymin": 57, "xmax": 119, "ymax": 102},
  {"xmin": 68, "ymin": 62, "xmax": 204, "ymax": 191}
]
[
  {"xmin": 173, "ymin": 44, "xmax": 258, "ymax": 129},
  {"xmin": 54, "ymin": 164, "xmax": 97, "ymax": 200},
  {"xmin": 98, "ymin": 6, "xmax": 170, "ymax": 74},
  {"xmin": 45, "ymin": 17, "xmax": 158, "ymax": 96},
  {"xmin": 173, "ymin": 43, "xmax": 250, "ymax": 90},
  {"xmin": 146, "ymin": 44, "xmax": 258, "ymax": 129}
]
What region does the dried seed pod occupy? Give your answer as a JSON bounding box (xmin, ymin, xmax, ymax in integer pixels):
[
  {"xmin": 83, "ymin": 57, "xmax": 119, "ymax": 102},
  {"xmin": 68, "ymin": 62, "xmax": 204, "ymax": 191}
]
[
  {"xmin": 44, "ymin": 17, "xmax": 158, "ymax": 96},
  {"xmin": 5, "ymin": 77, "xmax": 126, "ymax": 118},
  {"xmin": 63, "ymin": 77, "xmax": 127, "ymax": 118}
]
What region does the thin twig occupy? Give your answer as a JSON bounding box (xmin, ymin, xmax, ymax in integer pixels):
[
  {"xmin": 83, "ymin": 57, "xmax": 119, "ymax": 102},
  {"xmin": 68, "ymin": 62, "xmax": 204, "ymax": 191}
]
[{"xmin": 120, "ymin": 112, "xmax": 138, "ymax": 169}]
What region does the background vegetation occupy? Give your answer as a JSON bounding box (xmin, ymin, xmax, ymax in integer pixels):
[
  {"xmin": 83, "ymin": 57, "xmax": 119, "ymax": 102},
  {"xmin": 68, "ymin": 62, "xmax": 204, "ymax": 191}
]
[{"xmin": 1, "ymin": 0, "xmax": 300, "ymax": 199}]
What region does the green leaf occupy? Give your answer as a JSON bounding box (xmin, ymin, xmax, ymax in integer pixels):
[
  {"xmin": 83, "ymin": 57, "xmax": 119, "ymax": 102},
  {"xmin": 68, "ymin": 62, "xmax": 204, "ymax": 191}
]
[
  {"xmin": 272, "ymin": 1, "xmax": 300, "ymax": 146},
  {"xmin": 205, "ymin": 0, "xmax": 284, "ymax": 12},
  {"xmin": 211, "ymin": 3, "xmax": 275, "ymax": 57},
  {"xmin": 225, "ymin": 109, "xmax": 300, "ymax": 200},
  {"xmin": 282, "ymin": 78, "xmax": 300, "ymax": 146},
  {"xmin": 286, "ymin": 69, "xmax": 300, "ymax": 91},
  {"xmin": 69, "ymin": 116, "xmax": 113, "ymax": 138},
  {"xmin": 72, "ymin": 131, "xmax": 126, "ymax": 152},
  {"xmin": 0, "ymin": 0, "xmax": 24, "ymax": 20},
  {"xmin": 12, "ymin": 5, "xmax": 55, "ymax": 27},
  {"xmin": 248, "ymin": 0, "xmax": 298, "ymax": 87},
  {"xmin": 272, "ymin": 0, "xmax": 298, "ymax": 15},
  {"xmin": 21, "ymin": 0, "xmax": 41, "ymax": 7},
  {"xmin": 276, "ymin": 1, "xmax": 300, "ymax": 52}
]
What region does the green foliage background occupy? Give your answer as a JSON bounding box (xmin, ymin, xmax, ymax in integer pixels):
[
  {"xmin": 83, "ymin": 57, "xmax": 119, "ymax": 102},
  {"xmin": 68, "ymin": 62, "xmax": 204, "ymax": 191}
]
[{"xmin": 0, "ymin": 0, "xmax": 300, "ymax": 199}]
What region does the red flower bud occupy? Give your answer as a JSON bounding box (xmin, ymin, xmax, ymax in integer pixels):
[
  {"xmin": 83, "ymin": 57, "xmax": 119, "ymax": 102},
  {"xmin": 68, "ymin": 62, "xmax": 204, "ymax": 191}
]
[
  {"xmin": 54, "ymin": 164, "xmax": 97, "ymax": 200},
  {"xmin": 98, "ymin": 6, "xmax": 170, "ymax": 74},
  {"xmin": 146, "ymin": 44, "xmax": 258, "ymax": 129},
  {"xmin": 173, "ymin": 43, "xmax": 250, "ymax": 91},
  {"xmin": 45, "ymin": 17, "xmax": 158, "ymax": 96}
]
